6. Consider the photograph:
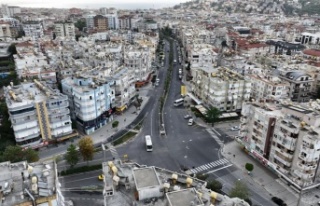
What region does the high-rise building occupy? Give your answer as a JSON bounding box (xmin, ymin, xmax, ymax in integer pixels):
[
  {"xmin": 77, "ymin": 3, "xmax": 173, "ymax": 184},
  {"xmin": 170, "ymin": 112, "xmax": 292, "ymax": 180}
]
[
  {"xmin": 4, "ymin": 80, "xmax": 73, "ymax": 149},
  {"xmin": 22, "ymin": 21, "xmax": 44, "ymax": 40},
  {"xmin": 54, "ymin": 21, "xmax": 75, "ymax": 39},
  {"xmin": 93, "ymin": 15, "xmax": 108, "ymax": 31},
  {"xmin": 61, "ymin": 76, "xmax": 114, "ymax": 135},
  {"xmin": 239, "ymin": 100, "xmax": 320, "ymax": 189}
]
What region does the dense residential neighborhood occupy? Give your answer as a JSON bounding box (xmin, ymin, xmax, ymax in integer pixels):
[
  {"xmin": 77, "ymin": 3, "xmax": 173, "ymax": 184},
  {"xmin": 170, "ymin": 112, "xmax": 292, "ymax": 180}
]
[{"xmin": 0, "ymin": 0, "xmax": 320, "ymax": 206}]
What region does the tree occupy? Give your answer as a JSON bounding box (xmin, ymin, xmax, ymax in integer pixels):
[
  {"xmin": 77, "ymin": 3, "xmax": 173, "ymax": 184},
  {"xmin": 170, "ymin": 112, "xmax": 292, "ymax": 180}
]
[
  {"xmin": 112, "ymin": 121, "xmax": 119, "ymax": 128},
  {"xmin": 2, "ymin": 146, "xmax": 39, "ymax": 163},
  {"xmin": 74, "ymin": 19, "xmax": 86, "ymax": 32},
  {"xmin": 196, "ymin": 173, "xmax": 209, "ymax": 181},
  {"xmin": 2, "ymin": 146, "xmax": 24, "ymax": 163},
  {"xmin": 78, "ymin": 136, "xmax": 94, "ymax": 163},
  {"xmin": 65, "ymin": 144, "xmax": 79, "ymax": 168},
  {"xmin": 205, "ymin": 107, "xmax": 222, "ymax": 127},
  {"xmin": 206, "ymin": 179, "xmax": 223, "ymax": 193},
  {"xmin": 245, "ymin": 163, "xmax": 254, "ymax": 174},
  {"xmin": 229, "ymin": 181, "xmax": 250, "ymax": 200},
  {"xmin": 24, "ymin": 148, "xmax": 39, "ymax": 162}
]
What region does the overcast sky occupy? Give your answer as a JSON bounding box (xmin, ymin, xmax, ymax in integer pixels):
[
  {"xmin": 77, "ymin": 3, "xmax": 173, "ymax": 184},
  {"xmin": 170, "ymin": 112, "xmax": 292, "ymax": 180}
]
[{"xmin": 2, "ymin": 0, "xmax": 190, "ymax": 9}]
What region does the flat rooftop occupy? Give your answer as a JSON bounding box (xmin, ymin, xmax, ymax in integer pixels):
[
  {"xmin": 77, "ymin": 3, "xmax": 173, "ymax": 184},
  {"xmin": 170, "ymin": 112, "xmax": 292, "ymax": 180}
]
[
  {"xmin": 166, "ymin": 188, "xmax": 203, "ymax": 206},
  {"xmin": 133, "ymin": 167, "xmax": 160, "ymax": 189}
]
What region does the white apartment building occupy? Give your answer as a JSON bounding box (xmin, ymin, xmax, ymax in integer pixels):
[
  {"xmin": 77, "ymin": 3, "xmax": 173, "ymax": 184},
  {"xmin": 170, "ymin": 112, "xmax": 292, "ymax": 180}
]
[
  {"xmin": 1, "ymin": 4, "xmax": 21, "ymax": 17},
  {"xmin": 191, "ymin": 67, "xmax": 251, "ymax": 112},
  {"xmin": 113, "ymin": 67, "xmax": 137, "ymax": 111},
  {"xmin": 22, "ymin": 21, "xmax": 44, "ymax": 41},
  {"xmin": 124, "ymin": 47, "xmax": 152, "ymax": 81},
  {"xmin": 249, "ymin": 73, "xmax": 289, "ymax": 102},
  {"xmin": 240, "ymin": 100, "xmax": 320, "ymax": 188},
  {"xmin": 54, "ymin": 22, "xmax": 75, "ymax": 39},
  {"xmin": 3, "ymin": 80, "xmax": 72, "ymax": 149},
  {"xmin": 85, "ymin": 14, "xmax": 96, "ymax": 29},
  {"xmin": 189, "ymin": 44, "xmax": 217, "ymax": 67},
  {"xmin": 13, "ymin": 50, "xmax": 51, "ymax": 79},
  {"xmin": 61, "ymin": 75, "xmax": 114, "ymax": 135},
  {"xmin": 278, "ymin": 70, "xmax": 313, "ymax": 102},
  {"xmin": 0, "ymin": 21, "xmax": 11, "ymax": 41}
]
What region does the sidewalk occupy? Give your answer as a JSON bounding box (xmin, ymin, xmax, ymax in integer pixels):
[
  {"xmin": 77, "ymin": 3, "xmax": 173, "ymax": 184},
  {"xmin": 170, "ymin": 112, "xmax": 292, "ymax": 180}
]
[
  {"xmin": 90, "ymin": 93, "xmax": 150, "ymax": 145},
  {"xmin": 222, "ymin": 141, "xmax": 310, "ymax": 206}
]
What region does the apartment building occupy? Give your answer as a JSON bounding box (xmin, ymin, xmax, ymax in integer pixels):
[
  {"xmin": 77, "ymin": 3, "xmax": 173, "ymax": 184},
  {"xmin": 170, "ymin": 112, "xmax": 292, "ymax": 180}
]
[
  {"xmin": 118, "ymin": 15, "xmax": 134, "ymax": 30},
  {"xmin": 249, "ymin": 73, "xmax": 289, "ymax": 102},
  {"xmin": 191, "ymin": 67, "xmax": 251, "ymax": 112},
  {"xmin": 54, "ymin": 21, "xmax": 75, "ymax": 39},
  {"xmin": 240, "ymin": 100, "xmax": 320, "ymax": 188},
  {"xmin": 22, "ymin": 21, "xmax": 44, "ymax": 40},
  {"xmin": 113, "ymin": 67, "xmax": 137, "ymax": 112},
  {"xmin": 0, "ymin": 20, "xmax": 11, "ymax": 41},
  {"xmin": 1, "ymin": 4, "xmax": 21, "ymax": 17},
  {"xmin": 86, "ymin": 14, "xmax": 96, "ymax": 29},
  {"xmin": 124, "ymin": 47, "xmax": 152, "ymax": 81},
  {"xmin": 61, "ymin": 75, "xmax": 114, "ymax": 135},
  {"xmin": 189, "ymin": 44, "xmax": 217, "ymax": 67},
  {"xmin": 3, "ymin": 80, "xmax": 72, "ymax": 149},
  {"xmin": 93, "ymin": 15, "xmax": 108, "ymax": 31},
  {"xmin": 278, "ymin": 70, "xmax": 313, "ymax": 102}
]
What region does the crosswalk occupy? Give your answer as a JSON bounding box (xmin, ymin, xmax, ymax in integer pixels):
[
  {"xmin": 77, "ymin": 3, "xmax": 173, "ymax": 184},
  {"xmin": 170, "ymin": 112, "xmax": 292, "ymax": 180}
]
[
  {"xmin": 206, "ymin": 128, "xmax": 224, "ymax": 146},
  {"xmin": 189, "ymin": 158, "xmax": 230, "ymax": 174},
  {"xmin": 106, "ymin": 143, "xmax": 120, "ymax": 160}
]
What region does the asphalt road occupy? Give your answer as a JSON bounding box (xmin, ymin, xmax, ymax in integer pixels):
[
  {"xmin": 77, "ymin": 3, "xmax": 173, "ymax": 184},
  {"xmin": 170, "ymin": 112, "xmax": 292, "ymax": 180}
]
[{"xmin": 56, "ymin": 39, "xmax": 275, "ymax": 205}]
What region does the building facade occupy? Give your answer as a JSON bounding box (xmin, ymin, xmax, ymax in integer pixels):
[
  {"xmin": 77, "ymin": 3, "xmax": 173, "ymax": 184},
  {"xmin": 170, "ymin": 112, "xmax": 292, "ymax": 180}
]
[
  {"xmin": 22, "ymin": 21, "xmax": 44, "ymax": 40},
  {"xmin": 4, "ymin": 80, "xmax": 72, "ymax": 149},
  {"xmin": 61, "ymin": 76, "xmax": 114, "ymax": 134},
  {"xmin": 54, "ymin": 21, "xmax": 75, "ymax": 39},
  {"xmin": 93, "ymin": 15, "xmax": 108, "ymax": 31}
]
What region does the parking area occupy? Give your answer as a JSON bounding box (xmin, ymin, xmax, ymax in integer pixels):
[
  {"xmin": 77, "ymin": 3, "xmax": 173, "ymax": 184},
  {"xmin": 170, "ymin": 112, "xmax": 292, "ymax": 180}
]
[{"xmin": 214, "ymin": 120, "xmax": 241, "ymax": 139}]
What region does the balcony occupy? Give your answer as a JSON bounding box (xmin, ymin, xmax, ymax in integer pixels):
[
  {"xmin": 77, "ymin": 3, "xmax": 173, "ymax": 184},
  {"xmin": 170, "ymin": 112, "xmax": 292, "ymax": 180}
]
[
  {"xmin": 297, "ymin": 161, "xmax": 317, "ymax": 171},
  {"xmin": 280, "ymin": 121, "xmax": 299, "ymax": 134},
  {"xmin": 293, "ymin": 170, "xmax": 315, "ymax": 180},
  {"xmin": 274, "ymin": 154, "xmax": 292, "ymax": 167},
  {"xmin": 299, "ymin": 153, "xmax": 319, "ymax": 162},
  {"xmin": 274, "ymin": 147, "xmax": 293, "ymax": 159}
]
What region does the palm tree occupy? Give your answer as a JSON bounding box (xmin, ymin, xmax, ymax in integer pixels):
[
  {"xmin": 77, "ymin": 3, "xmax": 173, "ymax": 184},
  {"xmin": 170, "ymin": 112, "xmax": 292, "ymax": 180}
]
[{"xmin": 205, "ymin": 107, "xmax": 222, "ymax": 127}]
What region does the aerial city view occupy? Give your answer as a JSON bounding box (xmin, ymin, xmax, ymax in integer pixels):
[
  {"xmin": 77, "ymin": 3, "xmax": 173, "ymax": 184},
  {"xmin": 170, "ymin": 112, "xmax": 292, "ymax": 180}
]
[{"xmin": 0, "ymin": 0, "xmax": 320, "ymax": 205}]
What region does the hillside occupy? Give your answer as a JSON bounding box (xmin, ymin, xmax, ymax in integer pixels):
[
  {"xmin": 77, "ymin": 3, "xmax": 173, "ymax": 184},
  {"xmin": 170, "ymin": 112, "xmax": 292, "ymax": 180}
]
[{"xmin": 173, "ymin": 0, "xmax": 320, "ymax": 16}]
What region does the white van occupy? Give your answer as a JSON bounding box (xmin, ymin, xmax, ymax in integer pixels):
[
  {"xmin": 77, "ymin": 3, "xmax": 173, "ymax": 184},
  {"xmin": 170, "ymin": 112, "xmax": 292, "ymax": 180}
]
[{"xmin": 145, "ymin": 135, "xmax": 153, "ymax": 152}]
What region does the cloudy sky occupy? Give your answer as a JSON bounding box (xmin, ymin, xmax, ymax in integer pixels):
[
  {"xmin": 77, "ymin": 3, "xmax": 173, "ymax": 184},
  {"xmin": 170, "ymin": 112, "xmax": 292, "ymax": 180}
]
[{"xmin": 2, "ymin": 0, "xmax": 189, "ymax": 9}]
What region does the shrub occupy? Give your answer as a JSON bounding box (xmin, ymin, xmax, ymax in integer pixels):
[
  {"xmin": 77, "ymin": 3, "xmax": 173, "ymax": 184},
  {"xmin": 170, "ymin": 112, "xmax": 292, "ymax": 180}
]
[{"xmin": 112, "ymin": 121, "xmax": 119, "ymax": 128}]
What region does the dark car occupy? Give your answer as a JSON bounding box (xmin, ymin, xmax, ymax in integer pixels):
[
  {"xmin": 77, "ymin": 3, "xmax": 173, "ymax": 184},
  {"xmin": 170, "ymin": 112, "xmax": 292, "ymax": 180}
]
[{"xmin": 271, "ymin": 197, "xmax": 287, "ymax": 206}]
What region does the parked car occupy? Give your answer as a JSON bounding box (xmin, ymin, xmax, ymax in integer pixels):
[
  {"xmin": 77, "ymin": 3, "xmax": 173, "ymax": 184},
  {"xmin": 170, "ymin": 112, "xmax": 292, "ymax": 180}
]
[
  {"xmin": 230, "ymin": 126, "xmax": 240, "ymax": 131},
  {"xmin": 184, "ymin": 114, "xmax": 191, "ymax": 119},
  {"xmin": 98, "ymin": 174, "xmax": 105, "ymax": 181},
  {"xmin": 271, "ymin": 197, "xmax": 287, "ymax": 206},
  {"xmin": 188, "ymin": 118, "xmax": 194, "ymax": 126}
]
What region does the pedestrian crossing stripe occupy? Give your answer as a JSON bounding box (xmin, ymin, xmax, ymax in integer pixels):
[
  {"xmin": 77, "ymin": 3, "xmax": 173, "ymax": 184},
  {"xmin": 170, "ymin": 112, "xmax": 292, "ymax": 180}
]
[
  {"xmin": 189, "ymin": 158, "xmax": 230, "ymax": 174},
  {"xmin": 106, "ymin": 143, "xmax": 120, "ymax": 159},
  {"xmin": 206, "ymin": 128, "xmax": 223, "ymax": 146}
]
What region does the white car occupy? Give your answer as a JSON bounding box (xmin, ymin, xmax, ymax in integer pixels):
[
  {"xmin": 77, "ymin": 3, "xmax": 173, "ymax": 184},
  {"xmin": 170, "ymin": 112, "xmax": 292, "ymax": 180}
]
[
  {"xmin": 188, "ymin": 118, "xmax": 194, "ymax": 126},
  {"xmin": 230, "ymin": 126, "xmax": 240, "ymax": 131},
  {"xmin": 184, "ymin": 114, "xmax": 191, "ymax": 119}
]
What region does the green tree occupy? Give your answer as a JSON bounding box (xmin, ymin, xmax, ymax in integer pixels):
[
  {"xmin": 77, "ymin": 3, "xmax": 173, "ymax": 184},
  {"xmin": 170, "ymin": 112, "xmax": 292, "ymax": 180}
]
[
  {"xmin": 206, "ymin": 179, "xmax": 223, "ymax": 193},
  {"xmin": 205, "ymin": 107, "xmax": 222, "ymax": 127},
  {"xmin": 112, "ymin": 121, "xmax": 119, "ymax": 128},
  {"xmin": 2, "ymin": 146, "xmax": 24, "ymax": 163},
  {"xmin": 78, "ymin": 136, "xmax": 94, "ymax": 163},
  {"xmin": 74, "ymin": 19, "xmax": 86, "ymax": 32},
  {"xmin": 229, "ymin": 181, "xmax": 250, "ymax": 200},
  {"xmin": 196, "ymin": 173, "xmax": 209, "ymax": 181},
  {"xmin": 65, "ymin": 144, "xmax": 79, "ymax": 168},
  {"xmin": 24, "ymin": 148, "xmax": 39, "ymax": 162},
  {"xmin": 245, "ymin": 163, "xmax": 254, "ymax": 174}
]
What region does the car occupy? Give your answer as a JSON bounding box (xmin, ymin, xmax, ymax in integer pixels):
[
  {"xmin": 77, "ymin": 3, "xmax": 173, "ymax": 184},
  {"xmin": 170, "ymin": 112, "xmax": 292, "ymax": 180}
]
[
  {"xmin": 230, "ymin": 126, "xmax": 240, "ymax": 131},
  {"xmin": 184, "ymin": 114, "xmax": 191, "ymax": 119},
  {"xmin": 98, "ymin": 174, "xmax": 104, "ymax": 181},
  {"xmin": 188, "ymin": 118, "xmax": 194, "ymax": 126}
]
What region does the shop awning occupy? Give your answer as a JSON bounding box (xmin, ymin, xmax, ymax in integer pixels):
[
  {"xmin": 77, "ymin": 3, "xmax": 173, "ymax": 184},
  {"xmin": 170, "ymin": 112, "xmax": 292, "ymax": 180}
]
[{"xmin": 116, "ymin": 105, "xmax": 127, "ymax": 112}]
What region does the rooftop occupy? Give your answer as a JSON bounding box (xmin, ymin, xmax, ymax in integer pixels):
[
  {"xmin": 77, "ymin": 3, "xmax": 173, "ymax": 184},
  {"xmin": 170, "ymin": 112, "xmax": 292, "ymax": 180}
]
[
  {"xmin": 0, "ymin": 160, "xmax": 58, "ymax": 206},
  {"xmin": 133, "ymin": 167, "xmax": 160, "ymax": 189}
]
